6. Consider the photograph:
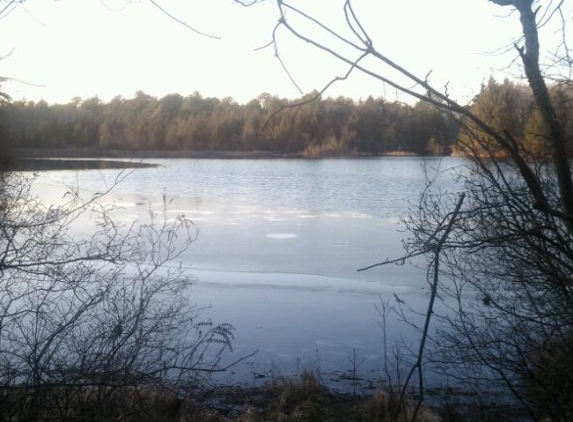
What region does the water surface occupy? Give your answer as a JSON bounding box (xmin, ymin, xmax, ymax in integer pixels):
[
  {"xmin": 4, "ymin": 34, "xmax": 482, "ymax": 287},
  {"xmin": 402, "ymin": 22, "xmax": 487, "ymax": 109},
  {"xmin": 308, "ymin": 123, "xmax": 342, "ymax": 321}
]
[{"xmin": 31, "ymin": 157, "xmax": 467, "ymax": 388}]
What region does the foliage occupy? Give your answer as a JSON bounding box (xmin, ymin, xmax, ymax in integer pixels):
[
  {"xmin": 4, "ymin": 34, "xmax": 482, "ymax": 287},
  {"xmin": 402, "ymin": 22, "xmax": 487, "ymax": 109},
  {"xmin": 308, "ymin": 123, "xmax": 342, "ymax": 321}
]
[
  {"xmin": 0, "ymin": 79, "xmax": 12, "ymax": 171},
  {"xmin": 455, "ymin": 79, "xmax": 573, "ymax": 160},
  {"xmin": 7, "ymin": 82, "xmax": 573, "ymax": 160},
  {"xmin": 524, "ymin": 83, "xmax": 573, "ymax": 158},
  {"xmin": 456, "ymin": 78, "xmax": 533, "ymax": 157}
]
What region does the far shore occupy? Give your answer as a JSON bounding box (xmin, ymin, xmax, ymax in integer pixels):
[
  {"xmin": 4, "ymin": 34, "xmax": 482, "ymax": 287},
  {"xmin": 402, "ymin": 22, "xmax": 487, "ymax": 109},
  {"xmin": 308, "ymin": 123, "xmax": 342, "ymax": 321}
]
[{"xmin": 13, "ymin": 147, "xmax": 423, "ymax": 160}]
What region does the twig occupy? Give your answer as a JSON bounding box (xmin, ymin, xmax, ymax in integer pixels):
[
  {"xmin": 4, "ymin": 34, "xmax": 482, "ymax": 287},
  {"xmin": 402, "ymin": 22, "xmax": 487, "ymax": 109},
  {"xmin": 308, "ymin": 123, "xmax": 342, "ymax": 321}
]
[
  {"xmin": 259, "ymin": 51, "xmax": 369, "ymax": 135},
  {"xmin": 148, "ymin": 0, "xmax": 220, "ymax": 39},
  {"xmin": 0, "ymin": 0, "xmax": 20, "ymax": 20},
  {"xmin": 357, "ymin": 250, "xmax": 425, "ymax": 272},
  {"xmin": 190, "ymin": 349, "xmax": 259, "ymax": 373}
]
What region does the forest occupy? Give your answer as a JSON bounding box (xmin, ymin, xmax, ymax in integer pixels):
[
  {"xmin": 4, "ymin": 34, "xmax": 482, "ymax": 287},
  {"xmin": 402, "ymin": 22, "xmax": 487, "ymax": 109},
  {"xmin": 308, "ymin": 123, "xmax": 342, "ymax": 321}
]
[{"xmin": 3, "ymin": 78, "xmax": 571, "ymax": 157}]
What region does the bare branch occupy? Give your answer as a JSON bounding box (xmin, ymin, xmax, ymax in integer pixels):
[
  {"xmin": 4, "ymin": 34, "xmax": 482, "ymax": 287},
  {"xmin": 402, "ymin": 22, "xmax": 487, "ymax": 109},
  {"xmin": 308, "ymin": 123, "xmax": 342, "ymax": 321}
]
[
  {"xmin": 399, "ymin": 193, "xmax": 465, "ymax": 420},
  {"xmin": 148, "ymin": 0, "xmax": 220, "ymax": 39},
  {"xmin": 259, "ymin": 51, "xmax": 369, "ymax": 135}
]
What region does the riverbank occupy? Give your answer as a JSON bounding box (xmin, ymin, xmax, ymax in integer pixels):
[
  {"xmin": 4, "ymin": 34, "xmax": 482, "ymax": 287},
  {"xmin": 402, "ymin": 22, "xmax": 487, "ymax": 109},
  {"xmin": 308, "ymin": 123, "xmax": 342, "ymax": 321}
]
[
  {"xmin": 187, "ymin": 375, "xmax": 432, "ymax": 422},
  {"xmin": 188, "ymin": 377, "xmax": 520, "ymax": 422},
  {"xmin": 74, "ymin": 372, "xmax": 518, "ymax": 422}
]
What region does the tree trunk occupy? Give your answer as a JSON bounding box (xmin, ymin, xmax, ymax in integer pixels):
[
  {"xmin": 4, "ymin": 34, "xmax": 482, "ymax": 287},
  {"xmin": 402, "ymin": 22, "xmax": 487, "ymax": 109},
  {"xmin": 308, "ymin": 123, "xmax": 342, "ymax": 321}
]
[{"xmin": 503, "ymin": 0, "xmax": 573, "ymax": 227}]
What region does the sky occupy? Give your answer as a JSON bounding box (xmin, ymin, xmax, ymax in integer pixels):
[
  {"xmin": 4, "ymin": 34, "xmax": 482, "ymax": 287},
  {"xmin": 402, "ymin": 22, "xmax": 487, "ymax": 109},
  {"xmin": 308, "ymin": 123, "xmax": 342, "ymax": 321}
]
[{"xmin": 0, "ymin": 0, "xmax": 568, "ymax": 105}]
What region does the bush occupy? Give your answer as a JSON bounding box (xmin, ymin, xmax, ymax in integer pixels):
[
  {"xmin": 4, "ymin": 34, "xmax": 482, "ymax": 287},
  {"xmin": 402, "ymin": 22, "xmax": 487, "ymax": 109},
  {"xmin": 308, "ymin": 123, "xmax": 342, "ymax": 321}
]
[{"xmin": 0, "ymin": 172, "xmax": 233, "ymax": 419}]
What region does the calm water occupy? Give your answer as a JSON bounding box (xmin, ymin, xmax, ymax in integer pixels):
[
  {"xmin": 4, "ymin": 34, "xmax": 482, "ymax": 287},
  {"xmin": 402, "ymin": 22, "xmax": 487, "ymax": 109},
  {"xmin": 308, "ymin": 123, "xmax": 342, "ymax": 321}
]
[{"xmin": 32, "ymin": 157, "xmax": 467, "ymax": 388}]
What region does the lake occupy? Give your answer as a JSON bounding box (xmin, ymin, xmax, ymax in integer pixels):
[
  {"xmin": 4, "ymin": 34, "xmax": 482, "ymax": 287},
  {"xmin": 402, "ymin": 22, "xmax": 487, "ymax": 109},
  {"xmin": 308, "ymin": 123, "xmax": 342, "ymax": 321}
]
[{"xmin": 29, "ymin": 156, "xmax": 467, "ymax": 390}]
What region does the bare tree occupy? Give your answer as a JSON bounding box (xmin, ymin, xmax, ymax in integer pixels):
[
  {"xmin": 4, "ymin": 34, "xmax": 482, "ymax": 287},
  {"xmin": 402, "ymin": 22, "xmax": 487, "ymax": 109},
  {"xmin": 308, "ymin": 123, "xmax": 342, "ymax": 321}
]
[
  {"xmin": 241, "ymin": 0, "xmax": 573, "ymax": 418},
  {"xmin": 0, "ymin": 172, "xmax": 235, "ymax": 420}
]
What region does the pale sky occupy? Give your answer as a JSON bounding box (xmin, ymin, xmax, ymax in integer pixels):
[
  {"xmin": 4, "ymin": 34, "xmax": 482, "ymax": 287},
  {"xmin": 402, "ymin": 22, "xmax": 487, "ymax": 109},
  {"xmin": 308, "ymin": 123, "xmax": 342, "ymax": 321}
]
[{"xmin": 0, "ymin": 0, "xmax": 567, "ymax": 105}]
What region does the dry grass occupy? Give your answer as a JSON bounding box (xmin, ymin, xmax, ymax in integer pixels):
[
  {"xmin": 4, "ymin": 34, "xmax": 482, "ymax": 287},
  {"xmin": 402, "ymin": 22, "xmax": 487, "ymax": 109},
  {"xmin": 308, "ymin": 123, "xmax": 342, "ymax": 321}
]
[
  {"xmin": 184, "ymin": 371, "xmax": 441, "ymax": 422},
  {"xmin": 0, "ymin": 374, "xmax": 530, "ymax": 421}
]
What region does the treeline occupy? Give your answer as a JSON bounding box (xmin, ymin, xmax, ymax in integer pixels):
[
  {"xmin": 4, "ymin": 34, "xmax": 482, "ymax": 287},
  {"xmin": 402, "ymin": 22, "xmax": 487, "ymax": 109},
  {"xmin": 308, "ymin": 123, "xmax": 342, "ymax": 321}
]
[
  {"xmin": 2, "ymin": 79, "xmax": 572, "ymax": 157},
  {"xmin": 1, "ymin": 91, "xmax": 457, "ymax": 156}
]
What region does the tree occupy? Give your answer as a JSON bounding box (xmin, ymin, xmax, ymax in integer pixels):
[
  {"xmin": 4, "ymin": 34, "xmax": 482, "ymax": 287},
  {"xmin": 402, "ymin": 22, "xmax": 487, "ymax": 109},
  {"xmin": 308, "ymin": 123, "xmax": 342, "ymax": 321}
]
[
  {"xmin": 0, "ymin": 78, "xmax": 12, "ymax": 170},
  {"xmin": 456, "ymin": 78, "xmax": 533, "ymax": 157},
  {"xmin": 2, "ymin": 90, "xmax": 459, "ymax": 155},
  {"xmin": 524, "ymin": 83, "xmax": 573, "ymax": 158},
  {"xmin": 241, "ymin": 0, "xmax": 573, "ymax": 417}
]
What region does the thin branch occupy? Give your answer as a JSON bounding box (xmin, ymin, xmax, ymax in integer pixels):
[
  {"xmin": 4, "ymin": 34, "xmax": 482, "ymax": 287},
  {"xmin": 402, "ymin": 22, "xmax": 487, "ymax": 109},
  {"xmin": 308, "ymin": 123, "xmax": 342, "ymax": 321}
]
[
  {"xmin": 259, "ymin": 51, "xmax": 369, "ymax": 135},
  {"xmin": 397, "ymin": 192, "xmax": 465, "ymax": 421},
  {"xmin": 358, "ymin": 201, "xmax": 457, "ymax": 272},
  {"xmin": 0, "ymin": 0, "xmax": 20, "ymax": 20},
  {"xmin": 343, "ymin": 0, "xmax": 372, "ymax": 48},
  {"xmin": 281, "ymin": 2, "xmax": 365, "ymax": 51},
  {"xmin": 21, "ymin": 1, "xmax": 46, "ymax": 26},
  {"xmin": 157, "ymin": 349, "xmax": 259, "ymax": 373},
  {"xmin": 148, "ymin": 0, "xmax": 220, "ymax": 40},
  {"xmin": 234, "ymin": 0, "xmax": 264, "ymax": 6},
  {"xmin": 1, "ymin": 76, "xmax": 45, "ymax": 88},
  {"xmin": 357, "ymin": 250, "xmax": 426, "ymax": 272}
]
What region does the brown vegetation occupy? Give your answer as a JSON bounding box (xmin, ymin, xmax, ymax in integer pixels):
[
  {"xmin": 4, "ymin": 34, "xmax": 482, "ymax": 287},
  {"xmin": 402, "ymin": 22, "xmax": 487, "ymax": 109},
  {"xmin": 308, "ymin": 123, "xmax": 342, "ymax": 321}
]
[{"xmin": 31, "ymin": 372, "xmax": 442, "ymax": 422}]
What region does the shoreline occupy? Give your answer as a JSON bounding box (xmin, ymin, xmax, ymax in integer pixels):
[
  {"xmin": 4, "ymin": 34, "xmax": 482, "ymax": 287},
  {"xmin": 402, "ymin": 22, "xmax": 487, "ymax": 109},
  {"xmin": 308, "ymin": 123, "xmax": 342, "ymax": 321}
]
[
  {"xmin": 13, "ymin": 147, "xmax": 425, "ymax": 160},
  {"xmin": 6, "ymin": 157, "xmax": 157, "ymax": 172}
]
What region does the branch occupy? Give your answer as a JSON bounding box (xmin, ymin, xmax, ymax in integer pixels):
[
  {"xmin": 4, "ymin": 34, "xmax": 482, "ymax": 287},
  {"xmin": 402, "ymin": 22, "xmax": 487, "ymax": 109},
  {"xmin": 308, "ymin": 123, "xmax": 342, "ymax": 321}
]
[
  {"xmin": 167, "ymin": 349, "xmax": 259, "ymax": 373},
  {"xmin": 259, "ymin": 51, "xmax": 369, "ymax": 135},
  {"xmin": 488, "ymin": 0, "xmax": 516, "ymax": 6},
  {"xmin": 148, "ymin": 0, "xmax": 220, "ymax": 39},
  {"xmin": 357, "ymin": 250, "xmax": 425, "ymax": 272},
  {"xmin": 276, "ymin": 0, "xmax": 573, "ymax": 227},
  {"xmin": 397, "ymin": 193, "xmax": 465, "ymax": 421},
  {"xmin": 0, "ymin": 0, "xmax": 21, "ymax": 20},
  {"xmin": 358, "ymin": 199, "xmax": 460, "ymax": 272}
]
